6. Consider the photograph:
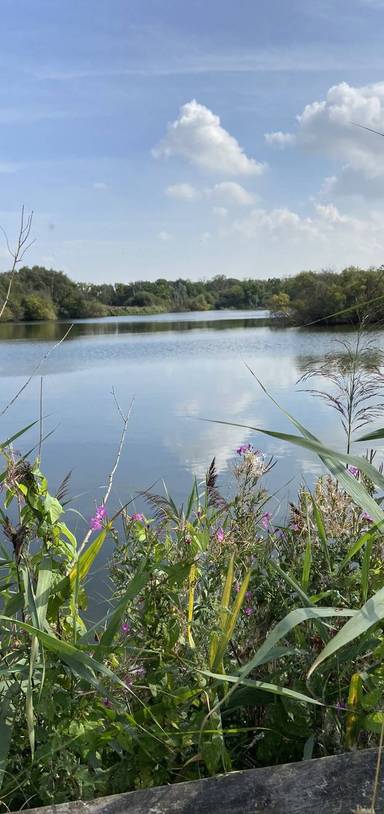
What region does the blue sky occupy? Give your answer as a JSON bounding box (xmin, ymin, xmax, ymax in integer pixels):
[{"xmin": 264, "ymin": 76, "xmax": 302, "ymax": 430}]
[{"xmin": 2, "ymin": 0, "xmax": 384, "ymax": 281}]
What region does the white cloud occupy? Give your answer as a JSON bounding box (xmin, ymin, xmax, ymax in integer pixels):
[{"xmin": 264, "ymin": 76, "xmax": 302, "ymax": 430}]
[
  {"xmin": 273, "ymin": 81, "xmax": 384, "ymax": 196},
  {"xmin": 199, "ymin": 231, "xmax": 212, "ymax": 244},
  {"xmin": 264, "ymin": 131, "xmax": 296, "ymax": 147},
  {"xmin": 225, "ymin": 201, "xmax": 384, "ymax": 268},
  {"xmin": 165, "ymin": 183, "xmax": 200, "ymax": 201},
  {"xmin": 93, "ymin": 181, "xmax": 108, "ymax": 190},
  {"xmin": 210, "ymin": 181, "xmax": 255, "ymax": 206},
  {"xmin": 212, "ymin": 206, "xmax": 228, "ymax": 217},
  {"xmin": 153, "ymin": 99, "xmax": 265, "ymax": 176},
  {"xmin": 157, "ymin": 230, "xmax": 172, "ymax": 241}
]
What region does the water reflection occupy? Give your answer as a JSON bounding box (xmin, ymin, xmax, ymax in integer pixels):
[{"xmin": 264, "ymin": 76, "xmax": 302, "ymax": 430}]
[{"xmin": 0, "ymin": 312, "xmax": 272, "ymax": 342}]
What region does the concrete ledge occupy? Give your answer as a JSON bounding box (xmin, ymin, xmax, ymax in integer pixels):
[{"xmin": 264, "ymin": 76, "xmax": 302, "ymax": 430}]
[{"xmin": 22, "ymin": 748, "xmax": 383, "ymax": 813}]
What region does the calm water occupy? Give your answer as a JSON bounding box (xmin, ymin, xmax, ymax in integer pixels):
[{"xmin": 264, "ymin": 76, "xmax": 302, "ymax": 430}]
[{"xmin": 0, "ymin": 310, "xmax": 382, "ymax": 611}]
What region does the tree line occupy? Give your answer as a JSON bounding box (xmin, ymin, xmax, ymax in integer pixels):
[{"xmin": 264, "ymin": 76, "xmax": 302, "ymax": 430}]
[{"xmin": 0, "ymin": 264, "xmax": 383, "ymax": 324}]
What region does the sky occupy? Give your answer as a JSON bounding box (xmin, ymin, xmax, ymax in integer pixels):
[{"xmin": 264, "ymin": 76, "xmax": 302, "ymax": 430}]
[{"xmin": 2, "ymin": 0, "xmax": 384, "ymax": 282}]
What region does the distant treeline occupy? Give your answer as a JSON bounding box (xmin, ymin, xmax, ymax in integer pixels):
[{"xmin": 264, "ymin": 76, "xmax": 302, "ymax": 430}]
[{"xmin": 0, "ymin": 264, "xmax": 383, "ymax": 324}]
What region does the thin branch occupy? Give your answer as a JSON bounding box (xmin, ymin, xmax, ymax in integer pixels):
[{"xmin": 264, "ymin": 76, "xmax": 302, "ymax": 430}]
[
  {"xmin": 0, "ymin": 324, "xmax": 73, "ymax": 416},
  {"xmin": 0, "ymin": 206, "xmax": 35, "ymax": 320},
  {"xmin": 78, "ymin": 389, "xmax": 134, "ymax": 554}
]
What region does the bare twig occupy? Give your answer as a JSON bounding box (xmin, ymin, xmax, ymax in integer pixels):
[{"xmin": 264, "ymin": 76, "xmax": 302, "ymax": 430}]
[
  {"xmin": 78, "ymin": 389, "xmax": 134, "ymax": 554},
  {"xmin": 0, "ymin": 206, "xmax": 35, "ymax": 320},
  {"xmin": 0, "ymin": 324, "xmax": 73, "ymax": 416}
]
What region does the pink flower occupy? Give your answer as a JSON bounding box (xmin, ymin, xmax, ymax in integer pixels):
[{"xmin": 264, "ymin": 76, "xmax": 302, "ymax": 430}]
[
  {"xmin": 361, "ymin": 511, "xmax": 373, "ymax": 524},
  {"xmin": 121, "ymin": 622, "xmax": 130, "ymax": 634},
  {"xmin": 130, "ymin": 512, "xmax": 145, "ymax": 523},
  {"xmin": 90, "ymin": 504, "xmax": 107, "ymax": 531},
  {"xmin": 347, "ymin": 465, "xmax": 360, "ymax": 479},
  {"xmin": 261, "ymin": 512, "xmax": 272, "ymax": 530},
  {"xmin": 216, "ymin": 527, "xmax": 225, "ymax": 543},
  {"xmin": 245, "ymin": 590, "xmax": 253, "ymax": 600}
]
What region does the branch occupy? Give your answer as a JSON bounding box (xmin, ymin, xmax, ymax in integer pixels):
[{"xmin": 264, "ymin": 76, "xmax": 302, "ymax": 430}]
[
  {"xmin": 78, "ymin": 389, "xmax": 134, "ymax": 554},
  {"xmin": 0, "ymin": 324, "xmax": 73, "ymax": 416},
  {"xmin": 0, "ymin": 206, "xmax": 35, "ymax": 320}
]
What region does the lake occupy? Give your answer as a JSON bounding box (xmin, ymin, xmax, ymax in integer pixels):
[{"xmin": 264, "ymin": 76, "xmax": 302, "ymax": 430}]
[{"xmin": 0, "ymin": 310, "xmax": 381, "ymax": 612}]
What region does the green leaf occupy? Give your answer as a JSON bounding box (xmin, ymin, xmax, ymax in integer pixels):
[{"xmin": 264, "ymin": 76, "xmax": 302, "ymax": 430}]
[
  {"xmin": 200, "ymin": 670, "xmax": 323, "ymax": 707},
  {"xmin": 308, "ymin": 586, "xmax": 384, "ymax": 679},
  {"xmin": 0, "ymin": 692, "xmax": 14, "ymax": 790},
  {"xmin": 337, "ymin": 522, "xmax": 384, "ymax": 575},
  {"xmin": 96, "ymin": 566, "xmax": 151, "ymax": 652},
  {"xmin": 44, "ymin": 495, "xmax": 63, "ymax": 524},
  {"xmin": 0, "ymin": 615, "xmax": 127, "ymax": 692},
  {"xmin": 69, "ymin": 527, "xmax": 108, "ymax": 586}
]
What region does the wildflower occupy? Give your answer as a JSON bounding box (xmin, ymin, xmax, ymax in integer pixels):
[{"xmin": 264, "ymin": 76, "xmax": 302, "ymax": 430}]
[
  {"xmin": 261, "ymin": 512, "xmax": 272, "ymax": 530},
  {"xmin": 244, "ymin": 607, "xmax": 253, "ymax": 617},
  {"xmin": 121, "ymin": 622, "xmax": 130, "ymax": 634},
  {"xmin": 361, "ymin": 511, "xmax": 373, "ymax": 524},
  {"xmin": 103, "ymin": 697, "xmax": 112, "ymax": 708},
  {"xmin": 290, "ymin": 522, "xmax": 300, "ymax": 532},
  {"xmin": 236, "ymin": 443, "xmax": 253, "ymax": 456},
  {"xmin": 347, "ymin": 465, "xmax": 360, "ymax": 479},
  {"xmin": 245, "ymin": 590, "xmax": 253, "ymax": 599},
  {"xmin": 90, "ymin": 504, "xmax": 107, "ymax": 531},
  {"xmin": 130, "ymin": 512, "xmax": 145, "ymax": 523},
  {"xmin": 336, "ymin": 700, "xmax": 346, "ymax": 710},
  {"xmin": 234, "ymin": 580, "xmax": 240, "ymax": 593},
  {"xmin": 216, "ymin": 527, "xmax": 225, "ymax": 543}
]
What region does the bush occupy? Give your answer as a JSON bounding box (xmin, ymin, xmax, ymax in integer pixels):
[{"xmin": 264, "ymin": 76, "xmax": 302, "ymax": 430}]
[{"xmin": 22, "ymin": 294, "xmax": 57, "ymax": 320}]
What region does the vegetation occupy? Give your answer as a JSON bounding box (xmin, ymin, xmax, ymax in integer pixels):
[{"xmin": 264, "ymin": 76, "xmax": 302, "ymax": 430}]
[
  {"xmin": 2, "ymin": 264, "xmax": 384, "ymax": 324},
  {"xmin": 2, "ymin": 329, "xmax": 384, "ymax": 809}
]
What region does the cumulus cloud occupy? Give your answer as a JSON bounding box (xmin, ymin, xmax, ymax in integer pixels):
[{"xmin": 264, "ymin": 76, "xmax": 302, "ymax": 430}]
[
  {"xmin": 270, "ymin": 81, "xmax": 384, "ymax": 196},
  {"xmin": 264, "ymin": 131, "xmax": 296, "ymax": 147},
  {"xmin": 153, "ymin": 99, "xmax": 265, "ymax": 176},
  {"xmin": 210, "ymin": 181, "xmax": 255, "ymax": 205},
  {"xmin": 226, "ymin": 201, "xmax": 384, "ymax": 266},
  {"xmin": 165, "ymin": 183, "xmax": 200, "ymax": 201}
]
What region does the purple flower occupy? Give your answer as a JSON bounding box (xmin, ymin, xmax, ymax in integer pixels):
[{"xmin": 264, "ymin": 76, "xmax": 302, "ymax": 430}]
[
  {"xmin": 245, "ymin": 590, "xmax": 253, "ymax": 600},
  {"xmin": 336, "ymin": 700, "xmax": 346, "ymax": 710},
  {"xmin": 216, "ymin": 527, "xmax": 225, "ymax": 543},
  {"xmin": 347, "ymin": 465, "xmax": 360, "ymax": 479},
  {"xmin": 130, "ymin": 512, "xmax": 145, "ymax": 523},
  {"xmin": 90, "ymin": 504, "xmax": 107, "ymax": 531},
  {"xmin": 290, "ymin": 522, "xmax": 300, "ymax": 532},
  {"xmin": 236, "ymin": 443, "xmax": 253, "ymax": 456},
  {"xmin": 244, "ymin": 607, "xmax": 253, "ymax": 617},
  {"xmin": 103, "ymin": 697, "xmax": 112, "ymax": 708},
  {"xmin": 121, "ymin": 622, "xmax": 130, "ymax": 634},
  {"xmin": 261, "ymin": 512, "xmax": 272, "ymax": 530},
  {"xmin": 361, "ymin": 511, "xmax": 373, "ymax": 524}
]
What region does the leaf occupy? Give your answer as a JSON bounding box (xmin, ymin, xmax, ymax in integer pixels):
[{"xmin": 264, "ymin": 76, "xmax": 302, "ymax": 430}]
[
  {"xmin": 0, "ymin": 691, "xmax": 14, "ymax": 790},
  {"xmin": 200, "ymin": 670, "xmax": 324, "ymax": 707},
  {"xmin": 96, "ymin": 566, "xmax": 151, "ymax": 652},
  {"xmin": 44, "ymin": 495, "xmax": 63, "ymax": 524},
  {"xmin": 0, "ymin": 616, "xmax": 128, "ymax": 692},
  {"xmin": 308, "ymin": 586, "xmax": 384, "ymax": 679},
  {"xmin": 361, "ymin": 535, "xmax": 373, "ymax": 604},
  {"xmin": 237, "ymin": 607, "xmax": 355, "ymax": 688},
  {"xmin": 337, "ymin": 522, "xmax": 384, "ymax": 575},
  {"xmin": 311, "ymin": 499, "xmax": 331, "ymax": 574},
  {"xmin": 69, "ymin": 527, "xmax": 108, "ymax": 587},
  {"xmin": 357, "ymin": 427, "xmax": 384, "ymax": 442},
  {"xmin": 187, "ymin": 563, "xmax": 197, "ymax": 649}
]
